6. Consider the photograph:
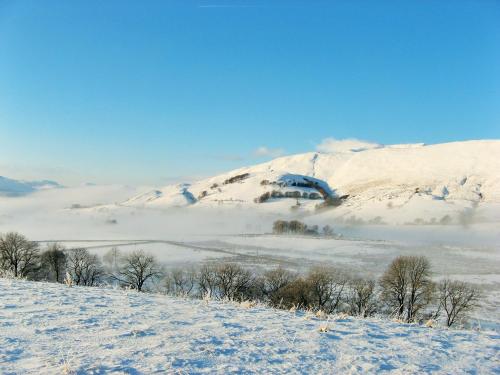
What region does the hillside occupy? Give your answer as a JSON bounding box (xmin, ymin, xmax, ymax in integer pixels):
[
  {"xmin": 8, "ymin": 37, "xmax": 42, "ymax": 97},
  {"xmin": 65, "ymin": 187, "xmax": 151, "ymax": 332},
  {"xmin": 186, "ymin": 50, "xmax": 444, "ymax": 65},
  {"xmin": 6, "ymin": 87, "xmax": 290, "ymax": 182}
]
[
  {"xmin": 116, "ymin": 140, "xmax": 500, "ymax": 224},
  {"xmin": 0, "ymin": 278, "xmax": 498, "ymax": 374}
]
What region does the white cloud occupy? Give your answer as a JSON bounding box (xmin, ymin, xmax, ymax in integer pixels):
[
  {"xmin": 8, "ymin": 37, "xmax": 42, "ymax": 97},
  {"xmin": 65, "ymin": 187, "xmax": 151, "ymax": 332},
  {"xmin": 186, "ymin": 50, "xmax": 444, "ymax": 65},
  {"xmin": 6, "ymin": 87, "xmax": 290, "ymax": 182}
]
[
  {"xmin": 316, "ymin": 138, "xmax": 383, "ymax": 153},
  {"xmin": 253, "ymin": 146, "xmax": 285, "ymax": 158}
]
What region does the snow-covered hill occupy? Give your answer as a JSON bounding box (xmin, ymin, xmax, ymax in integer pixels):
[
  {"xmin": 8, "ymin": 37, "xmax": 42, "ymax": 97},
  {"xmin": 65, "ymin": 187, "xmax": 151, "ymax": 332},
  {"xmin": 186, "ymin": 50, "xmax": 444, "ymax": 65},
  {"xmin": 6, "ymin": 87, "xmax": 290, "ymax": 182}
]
[
  {"xmin": 119, "ymin": 140, "xmax": 500, "ymax": 224},
  {"xmin": 0, "ymin": 176, "xmax": 62, "ymax": 196},
  {"xmin": 0, "ymin": 278, "xmax": 498, "ymax": 374}
]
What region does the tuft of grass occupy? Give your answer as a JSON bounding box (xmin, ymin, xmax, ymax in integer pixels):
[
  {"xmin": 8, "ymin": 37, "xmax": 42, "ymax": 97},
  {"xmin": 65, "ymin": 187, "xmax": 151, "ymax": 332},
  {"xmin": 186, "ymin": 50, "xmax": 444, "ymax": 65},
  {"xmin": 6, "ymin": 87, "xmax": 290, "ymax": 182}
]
[
  {"xmin": 64, "ymin": 272, "xmax": 73, "ymax": 287},
  {"xmin": 59, "ymin": 348, "xmax": 75, "ymax": 375},
  {"xmin": 240, "ymin": 300, "xmax": 257, "ymax": 309},
  {"xmin": 61, "ymin": 361, "xmax": 74, "ymax": 375},
  {"xmin": 319, "ymin": 325, "xmax": 329, "ymax": 332},
  {"xmin": 315, "ymin": 310, "xmax": 327, "ymax": 319}
]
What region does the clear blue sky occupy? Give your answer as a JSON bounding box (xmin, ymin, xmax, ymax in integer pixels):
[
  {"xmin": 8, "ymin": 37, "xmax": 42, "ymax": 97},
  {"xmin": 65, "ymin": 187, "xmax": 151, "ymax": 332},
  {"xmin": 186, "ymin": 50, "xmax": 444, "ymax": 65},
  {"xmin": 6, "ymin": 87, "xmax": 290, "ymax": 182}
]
[{"xmin": 1, "ymin": 0, "xmax": 499, "ymax": 185}]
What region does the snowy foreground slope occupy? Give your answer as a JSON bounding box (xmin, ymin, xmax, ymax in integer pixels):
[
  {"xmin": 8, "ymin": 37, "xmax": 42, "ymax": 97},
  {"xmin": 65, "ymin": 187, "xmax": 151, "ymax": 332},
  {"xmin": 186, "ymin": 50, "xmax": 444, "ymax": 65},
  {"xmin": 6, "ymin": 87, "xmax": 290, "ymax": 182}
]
[{"xmin": 1, "ymin": 279, "xmax": 498, "ymax": 374}]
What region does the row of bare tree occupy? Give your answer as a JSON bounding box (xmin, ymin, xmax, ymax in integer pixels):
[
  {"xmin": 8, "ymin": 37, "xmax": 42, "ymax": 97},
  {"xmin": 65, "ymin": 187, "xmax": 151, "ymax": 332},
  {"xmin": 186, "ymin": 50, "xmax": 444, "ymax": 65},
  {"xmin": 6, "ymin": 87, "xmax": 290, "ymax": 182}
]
[
  {"xmin": 0, "ymin": 232, "xmax": 161, "ymax": 291},
  {"xmin": 163, "ymin": 257, "xmax": 480, "ymax": 327},
  {"xmin": 0, "ymin": 231, "xmax": 480, "ymax": 327}
]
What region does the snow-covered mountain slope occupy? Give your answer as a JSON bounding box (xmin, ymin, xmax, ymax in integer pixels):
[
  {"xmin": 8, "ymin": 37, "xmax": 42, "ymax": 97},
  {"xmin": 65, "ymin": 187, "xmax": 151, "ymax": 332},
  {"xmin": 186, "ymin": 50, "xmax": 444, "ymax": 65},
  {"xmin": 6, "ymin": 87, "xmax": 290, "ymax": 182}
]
[
  {"xmin": 1, "ymin": 278, "xmax": 498, "ymax": 374},
  {"xmin": 0, "ymin": 176, "xmax": 62, "ymax": 196},
  {"xmin": 120, "ymin": 140, "xmax": 500, "ymax": 224},
  {"xmin": 122, "ymin": 183, "xmax": 195, "ymax": 208}
]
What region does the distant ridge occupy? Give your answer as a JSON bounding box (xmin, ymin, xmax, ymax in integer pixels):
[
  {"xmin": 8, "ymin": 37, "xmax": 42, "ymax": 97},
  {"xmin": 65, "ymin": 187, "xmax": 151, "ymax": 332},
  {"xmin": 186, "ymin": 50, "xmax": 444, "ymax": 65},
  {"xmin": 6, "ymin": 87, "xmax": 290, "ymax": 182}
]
[{"xmin": 0, "ymin": 176, "xmax": 62, "ymax": 196}]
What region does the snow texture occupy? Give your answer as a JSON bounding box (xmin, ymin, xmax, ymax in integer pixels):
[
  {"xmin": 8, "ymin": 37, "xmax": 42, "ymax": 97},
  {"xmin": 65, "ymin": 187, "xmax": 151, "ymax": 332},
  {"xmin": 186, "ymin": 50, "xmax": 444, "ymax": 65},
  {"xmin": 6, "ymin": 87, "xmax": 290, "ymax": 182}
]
[{"xmin": 0, "ymin": 278, "xmax": 498, "ymax": 374}]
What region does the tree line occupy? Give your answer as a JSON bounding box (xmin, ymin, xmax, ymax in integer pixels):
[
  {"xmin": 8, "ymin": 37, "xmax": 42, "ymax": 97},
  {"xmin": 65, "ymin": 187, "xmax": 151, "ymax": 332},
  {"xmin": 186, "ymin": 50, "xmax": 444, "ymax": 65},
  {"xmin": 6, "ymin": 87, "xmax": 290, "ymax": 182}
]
[
  {"xmin": 0, "ymin": 232, "xmax": 161, "ymax": 291},
  {"xmin": 272, "ymin": 220, "xmax": 334, "ymax": 236},
  {"xmin": 0, "ymin": 231, "xmax": 480, "ymax": 328},
  {"xmin": 163, "ymin": 259, "xmax": 480, "ymax": 327}
]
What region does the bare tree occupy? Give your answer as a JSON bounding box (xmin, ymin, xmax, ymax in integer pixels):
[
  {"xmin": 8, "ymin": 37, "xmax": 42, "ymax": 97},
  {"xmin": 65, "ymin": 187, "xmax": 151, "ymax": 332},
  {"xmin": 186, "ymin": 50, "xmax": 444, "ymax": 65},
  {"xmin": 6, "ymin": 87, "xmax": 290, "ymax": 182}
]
[
  {"xmin": 347, "ymin": 278, "xmax": 377, "ymax": 317},
  {"xmin": 406, "ymin": 256, "xmax": 434, "ymax": 322},
  {"xmin": 103, "ymin": 247, "xmax": 121, "ymax": 273},
  {"xmin": 66, "ymin": 248, "xmax": 103, "ymax": 286},
  {"xmin": 165, "ymin": 267, "xmax": 197, "ymax": 296},
  {"xmin": 306, "ymin": 266, "xmax": 348, "ymax": 313},
  {"xmin": 380, "ymin": 257, "xmax": 408, "ymax": 319},
  {"xmin": 380, "ymin": 256, "xmax": 434, "ymax": 322},
  {"xmin": 40, "ymin": 243, "xmax": 67, "ymax": 282},
  {"xmin": 438, "ymin": 279, "xmax": 480, "ymax": 327},
  {"xmin": 0, "ymin": 232, "xmax": 40, "ymax": 278},
  {"xmin": 114, "ymin": 250, "xmax": 162, "ymax": 292},
  {"xmin": 214, "ymin": 263, "xmax": 254, "ymax": 301},
  {"xmin": 197, "ymin": 264, "xmax": 219, "ymax": 298}
]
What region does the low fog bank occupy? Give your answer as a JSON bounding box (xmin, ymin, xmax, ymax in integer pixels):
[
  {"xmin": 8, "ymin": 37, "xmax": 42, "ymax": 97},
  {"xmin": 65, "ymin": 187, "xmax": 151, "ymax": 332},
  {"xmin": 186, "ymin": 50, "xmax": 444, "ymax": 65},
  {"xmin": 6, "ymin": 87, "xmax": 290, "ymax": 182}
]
[
  {"xmin": 0, "ymin": 185, "xmax": 499, "ymax": 248},
  {"xmin": 336, "ymin": 223, "xmax": 500, "ymax": 247},
  {"xmin": 0, "ymin": 187, "xmax": 275, "ymax": 240},
  {"xmin": 2, "ymin": 206, "xmax": 499, "ymax": 249}
]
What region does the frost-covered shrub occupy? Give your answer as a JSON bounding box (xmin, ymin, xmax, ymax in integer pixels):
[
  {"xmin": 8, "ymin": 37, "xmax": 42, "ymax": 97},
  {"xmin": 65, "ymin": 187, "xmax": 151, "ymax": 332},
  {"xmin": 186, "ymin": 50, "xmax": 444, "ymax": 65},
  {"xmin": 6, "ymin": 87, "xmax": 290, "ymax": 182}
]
[
  {"xmin": 260, "ymin": 267, "xmax": 298, "ymax": 307},
  {"xmin": 277, "ymin": 278, "xmax": 313, "ymax": 310}
]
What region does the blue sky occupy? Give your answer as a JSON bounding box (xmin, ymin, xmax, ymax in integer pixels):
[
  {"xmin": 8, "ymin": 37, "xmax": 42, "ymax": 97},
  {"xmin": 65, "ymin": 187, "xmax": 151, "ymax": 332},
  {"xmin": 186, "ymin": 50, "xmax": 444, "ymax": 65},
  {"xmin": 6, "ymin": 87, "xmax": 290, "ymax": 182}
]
[{"xmin": 1, "ymin": 0, "xmax": 499, "ymax": 185}]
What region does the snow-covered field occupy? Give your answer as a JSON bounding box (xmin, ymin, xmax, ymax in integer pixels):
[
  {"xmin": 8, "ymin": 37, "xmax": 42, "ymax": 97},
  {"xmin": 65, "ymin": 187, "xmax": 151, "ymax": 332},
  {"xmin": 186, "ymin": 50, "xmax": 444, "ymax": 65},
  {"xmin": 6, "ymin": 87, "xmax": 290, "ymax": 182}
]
[
  {"xmin": 46, "ymin": 233, "xmax": 495, "ymax": 328},
  {"xmin": 1, "ymin": 278, "xmax": 498, "ymax": 374},
  {"xmin": 1, "ymin": 140, "xmax": 499, "ymax": 372}
]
